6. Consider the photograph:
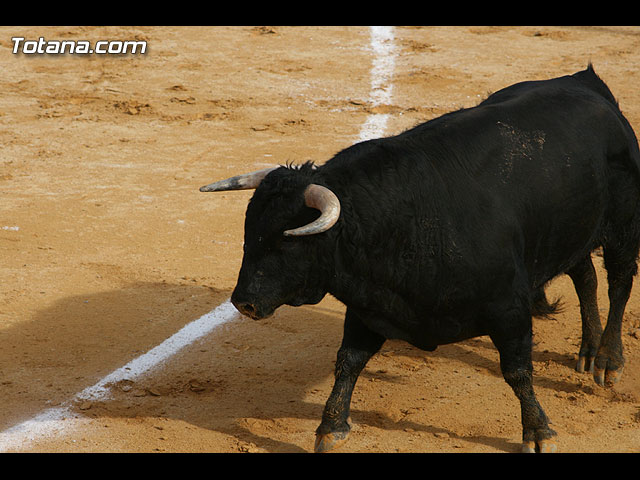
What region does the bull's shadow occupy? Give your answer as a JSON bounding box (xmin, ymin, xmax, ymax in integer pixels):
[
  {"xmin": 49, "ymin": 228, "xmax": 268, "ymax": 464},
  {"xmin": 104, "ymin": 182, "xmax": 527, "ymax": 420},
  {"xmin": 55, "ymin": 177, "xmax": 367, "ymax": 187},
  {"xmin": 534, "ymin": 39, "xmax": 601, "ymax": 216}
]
[
  {"xmin": 0, "ymin": 281, "xmax": 230, "ymax": 431},
  {"xmin": 4, "ymin": 283, "xmax": 592, "ymax": 452}
]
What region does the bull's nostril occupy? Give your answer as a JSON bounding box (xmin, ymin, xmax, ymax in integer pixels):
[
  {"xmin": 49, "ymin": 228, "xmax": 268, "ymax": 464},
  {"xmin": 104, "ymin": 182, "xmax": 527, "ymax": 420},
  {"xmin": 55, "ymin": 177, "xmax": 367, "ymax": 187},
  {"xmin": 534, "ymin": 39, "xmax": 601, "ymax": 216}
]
[
  {"xmin": 243, "ymin": 303, "xmax": 256, "ymax": 315},
  {"xmin": 234, "ymin": 301, "xmax": 256, "ymax": 317}
]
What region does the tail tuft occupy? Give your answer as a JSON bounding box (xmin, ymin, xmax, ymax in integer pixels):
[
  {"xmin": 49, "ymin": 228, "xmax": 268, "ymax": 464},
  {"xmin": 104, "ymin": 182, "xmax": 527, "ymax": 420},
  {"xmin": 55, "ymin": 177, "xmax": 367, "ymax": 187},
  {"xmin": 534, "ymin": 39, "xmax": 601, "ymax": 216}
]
[{"xmin": 531, "ymin": 286, "xmax": 563, "ymax": 318}]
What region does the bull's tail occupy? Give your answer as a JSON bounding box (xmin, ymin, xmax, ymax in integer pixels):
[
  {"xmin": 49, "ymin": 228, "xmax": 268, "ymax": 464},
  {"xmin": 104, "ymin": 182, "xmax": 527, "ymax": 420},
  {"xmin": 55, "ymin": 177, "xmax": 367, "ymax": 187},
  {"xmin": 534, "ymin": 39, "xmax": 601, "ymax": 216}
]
[{"xmin": 531, "ymin": 286, "xmax": 562, "ymax": 318}]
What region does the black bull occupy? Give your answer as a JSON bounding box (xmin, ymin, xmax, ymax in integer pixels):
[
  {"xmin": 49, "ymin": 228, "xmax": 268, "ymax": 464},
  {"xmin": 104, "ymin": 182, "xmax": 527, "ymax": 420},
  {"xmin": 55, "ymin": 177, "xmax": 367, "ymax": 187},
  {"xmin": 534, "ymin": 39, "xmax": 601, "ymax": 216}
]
[{"xmin": 199, "ymin": 65, "xmax": 640, "ymax": 453}]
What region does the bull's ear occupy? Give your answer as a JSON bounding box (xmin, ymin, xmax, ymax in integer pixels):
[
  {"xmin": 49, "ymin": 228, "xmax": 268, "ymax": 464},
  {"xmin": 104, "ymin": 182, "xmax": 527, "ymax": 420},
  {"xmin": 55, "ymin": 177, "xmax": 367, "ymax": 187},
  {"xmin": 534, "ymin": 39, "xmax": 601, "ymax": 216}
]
[
  {"xmin": 199, "ymin": 166, "xmax": 278, "ymax": 192},
  {"xmin": 283, "ymin": 184, "xmax": 341, "ymax": 236}
]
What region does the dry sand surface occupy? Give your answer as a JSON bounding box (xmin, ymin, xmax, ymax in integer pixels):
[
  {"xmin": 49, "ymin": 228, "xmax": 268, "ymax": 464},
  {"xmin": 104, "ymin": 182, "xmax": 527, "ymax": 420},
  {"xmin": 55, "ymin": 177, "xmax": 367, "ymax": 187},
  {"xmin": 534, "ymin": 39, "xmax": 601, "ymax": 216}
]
[{"xmin": 1, "ymin": 25, "xmax": 639, "ymax": 453}]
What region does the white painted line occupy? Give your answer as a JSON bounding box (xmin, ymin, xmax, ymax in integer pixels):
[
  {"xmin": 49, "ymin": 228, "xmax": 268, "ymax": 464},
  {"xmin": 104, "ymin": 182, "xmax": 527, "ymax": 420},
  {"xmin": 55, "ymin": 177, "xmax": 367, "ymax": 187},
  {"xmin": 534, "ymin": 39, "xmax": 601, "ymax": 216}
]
[
  {"xmin": 0, "ymin": 300, "xmax": 239, "ymax": 452},
  {"xmin": 0, "ymin": 407, "xmax": 76, "ymax": 452},
  {"xmin": 359, "ymin": 26, "xmax": 396, "ymax": 142},
  {"xmin": 0, "ymin": 25, "xmax": 397, "ymax": 452},
  {"xmin": 76, "ymin": 299, "xmax": 239, "ymax": 402}
]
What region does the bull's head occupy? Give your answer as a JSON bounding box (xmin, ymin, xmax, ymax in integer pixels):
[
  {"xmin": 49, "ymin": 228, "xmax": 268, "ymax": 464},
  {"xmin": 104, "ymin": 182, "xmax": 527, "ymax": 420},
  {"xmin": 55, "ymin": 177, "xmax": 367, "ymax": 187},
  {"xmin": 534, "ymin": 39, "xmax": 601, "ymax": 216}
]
[{"xmin": 200, "ymin": 164, "xmax": 340, "ymax": 319}]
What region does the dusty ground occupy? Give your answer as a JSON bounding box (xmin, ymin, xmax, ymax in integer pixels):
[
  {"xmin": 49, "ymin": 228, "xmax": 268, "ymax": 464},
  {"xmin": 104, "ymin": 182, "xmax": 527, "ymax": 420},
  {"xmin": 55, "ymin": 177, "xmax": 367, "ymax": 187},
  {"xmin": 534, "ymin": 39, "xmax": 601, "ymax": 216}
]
[{"xmin": 1, "ymin": 26, "xmax": 639, "ymax": 453}]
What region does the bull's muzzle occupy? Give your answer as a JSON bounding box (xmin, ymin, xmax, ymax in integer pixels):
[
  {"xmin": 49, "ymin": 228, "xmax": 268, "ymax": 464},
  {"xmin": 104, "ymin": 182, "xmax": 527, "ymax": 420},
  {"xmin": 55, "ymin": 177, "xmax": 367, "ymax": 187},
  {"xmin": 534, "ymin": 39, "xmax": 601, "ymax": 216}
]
[{"xmin": 231, "ymin": 298, "xmax": 273, "ymax": 320}]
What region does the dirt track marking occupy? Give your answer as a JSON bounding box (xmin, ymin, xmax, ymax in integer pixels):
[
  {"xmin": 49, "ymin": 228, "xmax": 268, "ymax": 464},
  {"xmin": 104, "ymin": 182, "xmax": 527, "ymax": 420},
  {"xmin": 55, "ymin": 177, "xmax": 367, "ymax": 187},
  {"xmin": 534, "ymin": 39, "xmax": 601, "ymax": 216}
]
[{"xmin": 0, "ymin": 26, "xmax": 397, "ymax": 452}]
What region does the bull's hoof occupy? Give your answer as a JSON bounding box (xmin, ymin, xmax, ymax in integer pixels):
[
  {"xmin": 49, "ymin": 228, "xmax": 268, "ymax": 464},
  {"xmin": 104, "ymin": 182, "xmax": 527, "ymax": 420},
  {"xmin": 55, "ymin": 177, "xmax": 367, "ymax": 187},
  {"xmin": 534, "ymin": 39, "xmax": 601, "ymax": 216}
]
[
  {"xmin": 521, "ymin": 426, "xmax": 557, "ymax": 453},
  {"xmin": 521, "ymin": 438, "xmax": 558, "ymax": 453},
  {"xmin": 594, "ymin": 365, "xmax": 624, "ymax": 387},
  {"xmin": 314, "ymin": 430, "xmax": 350, "ymax": 453},
  {"xmin": 576, "ymin": 355, "xmax": 595, "ymax": 374},
  {"xmin": 577, "ymin": 352, "xmax": 624, "ymax": 388}
]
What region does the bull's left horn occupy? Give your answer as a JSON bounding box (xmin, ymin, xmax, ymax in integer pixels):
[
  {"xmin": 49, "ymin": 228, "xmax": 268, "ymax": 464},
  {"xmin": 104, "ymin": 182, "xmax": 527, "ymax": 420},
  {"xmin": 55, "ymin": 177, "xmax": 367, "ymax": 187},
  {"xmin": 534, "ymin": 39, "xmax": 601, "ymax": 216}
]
[
  {"xmin": 199, "ymin": 166, "xmax": 278, "ymax": 192},
  {"xmin": 284, "ymin": 184, "xmax": 340, "ymax": 236}
]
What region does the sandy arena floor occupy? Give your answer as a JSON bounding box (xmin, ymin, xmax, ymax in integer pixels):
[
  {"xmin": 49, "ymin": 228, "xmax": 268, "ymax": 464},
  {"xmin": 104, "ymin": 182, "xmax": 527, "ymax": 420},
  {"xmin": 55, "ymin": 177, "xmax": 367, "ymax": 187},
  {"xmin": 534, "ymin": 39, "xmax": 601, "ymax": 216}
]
[{"xmin": 0, "ymin": 26, "xmax": 639, "ymax": 453}]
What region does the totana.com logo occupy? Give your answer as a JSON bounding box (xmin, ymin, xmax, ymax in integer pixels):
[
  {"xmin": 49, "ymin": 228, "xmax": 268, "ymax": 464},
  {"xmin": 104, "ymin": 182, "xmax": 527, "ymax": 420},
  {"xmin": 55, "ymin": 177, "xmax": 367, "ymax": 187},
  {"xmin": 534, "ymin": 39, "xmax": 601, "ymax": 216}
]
[{"xmin": 11, "ymin": 37, "xmax": 147, "ymax": 55}]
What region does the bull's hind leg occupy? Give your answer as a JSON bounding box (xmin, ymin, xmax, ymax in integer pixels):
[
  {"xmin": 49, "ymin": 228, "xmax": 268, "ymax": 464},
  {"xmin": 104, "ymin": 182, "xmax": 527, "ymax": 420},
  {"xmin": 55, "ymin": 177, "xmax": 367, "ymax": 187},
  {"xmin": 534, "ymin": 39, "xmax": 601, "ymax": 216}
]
[
  {"xmin": 566, "ymin": 255, "xmax": 603, "ymax": 374},
  {"xmin": 596, "ymin": 167, "xmax": 640, "ymax": 387},
  {"xmin": 487, "ymin": 291, "xmax": 557, "ymax": 453},
  {"xmin": 595, "ymin": 241, "xmax": 639, "ymax": 386},
  {"xmin": 315, "ymin": 308, "xmax": 385, "ymax": 453}
]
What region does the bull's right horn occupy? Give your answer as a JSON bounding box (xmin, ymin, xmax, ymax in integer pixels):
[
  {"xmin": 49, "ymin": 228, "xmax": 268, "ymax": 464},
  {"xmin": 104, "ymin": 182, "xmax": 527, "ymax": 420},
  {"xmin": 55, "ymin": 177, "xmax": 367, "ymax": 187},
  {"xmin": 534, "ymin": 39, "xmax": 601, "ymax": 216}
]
[
  {"xmin": 283, "ymin": 184, "xmax": 341, "ymax": 236},
  {"xmin": 199, "ymin": 166, "xmax": 278, "ymax": 192}
]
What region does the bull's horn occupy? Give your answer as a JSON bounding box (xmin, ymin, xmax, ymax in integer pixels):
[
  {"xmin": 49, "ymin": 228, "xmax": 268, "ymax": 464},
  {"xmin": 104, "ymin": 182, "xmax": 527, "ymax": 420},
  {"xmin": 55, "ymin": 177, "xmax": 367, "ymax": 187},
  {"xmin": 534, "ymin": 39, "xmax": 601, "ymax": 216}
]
[
  {"xmin": 199, "ymin": 166, "xmax": 278, "ymax": 192},
  {"xmin": 284, "ymin": 184, "xmax": 340, "ymax": 236}
]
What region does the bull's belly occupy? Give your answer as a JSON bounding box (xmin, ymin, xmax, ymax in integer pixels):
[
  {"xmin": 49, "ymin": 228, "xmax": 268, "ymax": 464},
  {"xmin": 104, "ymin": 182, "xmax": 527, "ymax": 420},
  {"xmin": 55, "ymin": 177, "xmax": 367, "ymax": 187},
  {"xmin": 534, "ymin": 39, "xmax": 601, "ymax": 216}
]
[{"xmin": 360, "ymin": 309, "xmax": 486, "ymax": 352}]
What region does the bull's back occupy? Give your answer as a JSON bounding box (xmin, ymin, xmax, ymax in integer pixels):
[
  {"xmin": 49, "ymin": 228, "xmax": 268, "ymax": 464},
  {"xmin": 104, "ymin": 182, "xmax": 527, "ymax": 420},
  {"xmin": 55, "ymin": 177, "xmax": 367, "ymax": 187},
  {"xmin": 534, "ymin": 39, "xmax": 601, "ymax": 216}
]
[
  {"xmin": 469, "ymin": 76, "xmax": 635, "ymax": 285},
  {"xmin": 392, "ymin": 71, "xmax": 633, "ymax": 288},
  {"xmin": 325, "ymin": 67, "xmax": 638, "ymax": 301}
]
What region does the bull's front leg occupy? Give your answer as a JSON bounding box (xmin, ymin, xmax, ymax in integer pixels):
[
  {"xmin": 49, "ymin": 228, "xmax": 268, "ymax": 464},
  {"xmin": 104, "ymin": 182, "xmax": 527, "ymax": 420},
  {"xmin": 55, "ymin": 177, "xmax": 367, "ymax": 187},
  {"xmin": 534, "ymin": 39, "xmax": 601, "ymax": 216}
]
[
  {"xmin": 488, "ymin": 298, "xmax": 558, "ymax": 453},
  {"xmin": 315, "ymin": 308, "xmax": 385, "ymax": 453}
]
